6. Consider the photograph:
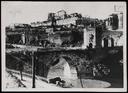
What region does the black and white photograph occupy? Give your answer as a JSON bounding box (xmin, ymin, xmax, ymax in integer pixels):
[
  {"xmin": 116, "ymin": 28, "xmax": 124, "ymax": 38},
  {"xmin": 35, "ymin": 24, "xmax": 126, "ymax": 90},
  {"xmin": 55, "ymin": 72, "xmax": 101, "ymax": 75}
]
[{"xmin": 1, "ymin": 1, "xmax": 127, "ymax": 92}]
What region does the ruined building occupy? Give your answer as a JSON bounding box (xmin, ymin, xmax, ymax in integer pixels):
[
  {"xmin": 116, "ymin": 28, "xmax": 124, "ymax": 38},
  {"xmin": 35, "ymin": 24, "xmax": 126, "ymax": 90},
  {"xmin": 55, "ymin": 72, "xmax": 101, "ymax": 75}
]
[{"xmin": 6, "ymin": 10, "xmax": 123, "ymax": 49}]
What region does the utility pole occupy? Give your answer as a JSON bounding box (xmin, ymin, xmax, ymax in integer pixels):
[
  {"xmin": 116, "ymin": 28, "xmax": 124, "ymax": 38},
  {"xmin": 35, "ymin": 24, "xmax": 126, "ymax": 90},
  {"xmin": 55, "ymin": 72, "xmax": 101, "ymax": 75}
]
[
  {"xmin": 79, "ymin": 72, "xmax": 84, "ymax": 88},
  {"xmin": 32, "ymin": 51, "xmax": 35, "ymax": 88},
  {"xmin": 76, "ymin": 66, "xmax": 84, "ymax": 88}
]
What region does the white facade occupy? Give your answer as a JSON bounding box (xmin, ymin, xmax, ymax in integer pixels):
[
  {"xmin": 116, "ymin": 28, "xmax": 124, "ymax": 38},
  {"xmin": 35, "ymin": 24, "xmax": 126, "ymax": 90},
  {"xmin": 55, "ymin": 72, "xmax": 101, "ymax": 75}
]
[
  {"xmin": 56, "ymin": 17, "xmax": 78, "ymax": 25},
  {"xmin": 82, "ymin": 28, "xmax": 96, "ymax": 49},
  {"xmin": 118, "ymin": 12, "xmax": 123, "ymax": 30}
]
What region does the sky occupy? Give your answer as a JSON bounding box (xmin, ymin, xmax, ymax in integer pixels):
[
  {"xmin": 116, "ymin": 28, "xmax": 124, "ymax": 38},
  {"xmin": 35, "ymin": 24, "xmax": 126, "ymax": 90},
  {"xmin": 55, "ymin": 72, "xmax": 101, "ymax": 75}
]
[{"xmin": 2, "ymin": 1, "xmax": 126, "ymax": 26}]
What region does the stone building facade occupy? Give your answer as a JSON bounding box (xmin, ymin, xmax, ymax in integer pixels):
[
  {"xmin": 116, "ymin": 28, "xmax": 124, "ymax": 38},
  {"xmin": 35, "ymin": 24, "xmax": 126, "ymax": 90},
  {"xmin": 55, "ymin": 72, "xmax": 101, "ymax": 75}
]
[{"xmin": 105, "ymin": 12, "xmax": 123, "ymax": 30}]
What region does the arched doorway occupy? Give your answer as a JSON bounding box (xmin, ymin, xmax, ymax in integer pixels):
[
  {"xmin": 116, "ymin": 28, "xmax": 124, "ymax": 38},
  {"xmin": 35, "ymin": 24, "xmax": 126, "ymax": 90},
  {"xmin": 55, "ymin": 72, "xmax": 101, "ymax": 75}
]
[
  {"xmin": 102, "ymin": 38, "xmax": 109, "ymax": 47},
  {"xmin": 47, "ymin": 57, "xmax": 78, "ymax": 82},
  {"xmin": 111, "ymin": 38, "xmax": 114, "ymax": 47}
]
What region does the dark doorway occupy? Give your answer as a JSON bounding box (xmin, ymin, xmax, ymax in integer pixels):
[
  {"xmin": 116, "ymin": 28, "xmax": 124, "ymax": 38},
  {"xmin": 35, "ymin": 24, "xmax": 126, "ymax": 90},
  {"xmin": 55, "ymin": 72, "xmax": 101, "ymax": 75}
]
[
  {"xmin": 111, "ymin": 38, "xmax": 114, "ymax": 47},
  {"xmin": 103, "ymin": 38, "xmax": 108, "ymax": 47}
]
